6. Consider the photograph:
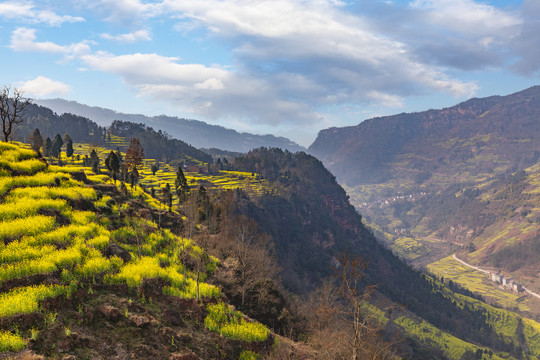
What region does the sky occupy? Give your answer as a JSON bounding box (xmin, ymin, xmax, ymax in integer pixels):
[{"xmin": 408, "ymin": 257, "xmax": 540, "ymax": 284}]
[{"xmin": 0, "ymin": 0, "xmax": 538, "ymax": 147}]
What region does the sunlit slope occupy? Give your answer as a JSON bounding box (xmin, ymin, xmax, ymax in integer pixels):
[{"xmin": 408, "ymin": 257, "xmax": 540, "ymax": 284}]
[{"xmin": 0, "ymin": 142, "xmax": 270, "ymax": 357}]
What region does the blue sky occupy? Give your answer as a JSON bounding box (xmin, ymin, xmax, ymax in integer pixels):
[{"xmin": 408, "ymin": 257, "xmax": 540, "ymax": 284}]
[{"xmin": 0, "ymin": 0, "xmax": 538, "ymax": 146}]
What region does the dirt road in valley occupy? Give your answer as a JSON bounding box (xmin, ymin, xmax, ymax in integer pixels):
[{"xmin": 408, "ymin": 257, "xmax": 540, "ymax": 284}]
[{"xmin": 452, "ymin": 254, "xmax": 540, "ymax": 301}]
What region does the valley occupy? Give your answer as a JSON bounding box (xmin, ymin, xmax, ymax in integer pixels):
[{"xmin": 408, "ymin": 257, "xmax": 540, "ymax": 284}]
[
  {"xmin": 310, "ymin": 86, "xmax": 540, "ymax": 322},
  {"xmin": 0, "ymin": 88, "xmax": 539, "ymax": 359}
]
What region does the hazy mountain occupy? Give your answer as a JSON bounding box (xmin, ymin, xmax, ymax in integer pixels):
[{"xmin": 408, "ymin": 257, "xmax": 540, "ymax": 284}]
[
  {"xmin": 35, "ymin": 99, "xmax": 305, "ymax": 153},
  {"xmin": 309, "ymin": 86, "xmax": 540, "ymax": 186}
]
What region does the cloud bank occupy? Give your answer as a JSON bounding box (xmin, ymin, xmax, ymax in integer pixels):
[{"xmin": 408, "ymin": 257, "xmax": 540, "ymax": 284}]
[{"xmin": 4, "ymin": 0, "xmax": 539, "ymax": 135}]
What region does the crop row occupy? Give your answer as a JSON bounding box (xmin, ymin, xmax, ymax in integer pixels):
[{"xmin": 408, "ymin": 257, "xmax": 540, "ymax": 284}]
[
  {"xmin": 0, "ymin": 284, "xmax": 68, "ymax": 318},
  {"xmin": 0, "ymin": 198, "xmax": 67, "ymax": 221},
  {"xmin": 0, "ymin": 171, "xmax": 70, "ymax": 197}
]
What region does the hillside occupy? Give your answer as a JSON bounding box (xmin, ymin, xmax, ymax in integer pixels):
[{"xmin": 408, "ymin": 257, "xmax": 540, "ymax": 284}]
[
  {"xmin": 35, "ymin": 99, "xmax": 305, "ymax": 153},
  {"xmin": 1, "ymin": 136, "xmax": 540, "ymax": 358},
  {"xmin": 227, "ymin": 148, "xmax": 540, "ymax": 359},
  {"xmin": 308, "ymin": 86, "xmax": 540, "ymax": 313},
  {"xmin": 0, "ymin": 142, "xmax": 321, "ymax": 359}
]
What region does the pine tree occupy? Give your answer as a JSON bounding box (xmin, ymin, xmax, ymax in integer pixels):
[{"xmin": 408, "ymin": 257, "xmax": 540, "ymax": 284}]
[
  {"xmin": 130, "ymin": 167, "xmax": 139, "ymax": 188},
  {"xmin": 175, "ymin": 166, "xmax": 190, "ymax": 204},
  {"xmin": 44, "ymin": 137, "xmax": 52, "ymax": 157},
  {"xmin": 63, "ymin": 134, "xmax": 73, "ymax": 159},
  {"xmin": 29, "ymin": 128, "xmax": 43, "ymax": 152},
  {"xmin": 162, "ymin": 183, "xmax": 173, "ymax": 212},
  {"xmin": 105, "ymin": 151, "xmax": 120, "ymax": 183},
  {"xmin": 51, "ymin": 133, "xmax": 63, "ymax": 158},
  {"xmin": 90, "ymin": 149, "xmax": 100, "ymax": 174}
]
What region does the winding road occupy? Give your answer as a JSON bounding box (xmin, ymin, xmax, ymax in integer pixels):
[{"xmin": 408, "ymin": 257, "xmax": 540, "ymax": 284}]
[{"xmin": 452, "ymin": 254, "xmax": 540, "ymax": 301}]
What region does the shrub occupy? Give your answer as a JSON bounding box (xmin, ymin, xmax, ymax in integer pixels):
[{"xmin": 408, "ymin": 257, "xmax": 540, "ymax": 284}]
[
  {"xmin": 204, "ymin": 302, "xmax": 268, "ymax": 342},
  {"xmin": 239, "ymin": 350, "xmax": 261, "ymax": 360},
  {"xmin": 0, "ymin": 284, "xmax": 68, "ymax": 318},
  {"xmin": 0, "ymin": 330, "xmax": 26, "ymax": 352}
]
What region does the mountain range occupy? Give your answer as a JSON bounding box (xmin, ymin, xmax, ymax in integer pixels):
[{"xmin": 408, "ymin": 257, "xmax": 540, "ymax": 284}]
[{"xmin": 35, "ymin": 99, "xmax": 305, "ymax": 154}]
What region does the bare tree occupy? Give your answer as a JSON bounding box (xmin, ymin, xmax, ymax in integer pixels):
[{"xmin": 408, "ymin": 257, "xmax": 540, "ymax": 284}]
[
  {"xmin": 124, "ymin": 137, "xmax": 144, "ymax": 172},
  {"xmin": 219, "ymin": 214, "xmax": 278, "ymax": 307},
  {"xmin": 307, "ymin": 254, "xmax": 400, "ymax": 360},
  {"xmin": 0, "ymin": 86, "xmax": 32, "ymax": 142}
]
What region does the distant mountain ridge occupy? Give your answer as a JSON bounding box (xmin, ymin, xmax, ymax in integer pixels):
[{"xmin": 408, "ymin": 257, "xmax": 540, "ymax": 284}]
[
  {"xmin": 309, "ymin": 86, "xmax": 540, "ymax": 185},
  {"xmin": 35, "ymin": 99, "xmax": 305, "ymax": 153}
]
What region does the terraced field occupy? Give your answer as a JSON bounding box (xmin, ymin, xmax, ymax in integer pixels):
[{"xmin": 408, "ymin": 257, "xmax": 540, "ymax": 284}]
[{"xmin": 0, "ymin": 142, "xmax": 270, "ymax": 355}]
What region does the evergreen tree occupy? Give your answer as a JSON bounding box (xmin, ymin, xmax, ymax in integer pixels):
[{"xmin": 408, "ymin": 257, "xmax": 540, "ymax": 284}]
[
  {"xmin": 45, "ymin": 138, "xmax": 53, "ymax": 157},
  {"xmin": 105, "ymin": 151, "xmax": 120, "ymax": 183},
  {"xmin": 175, "ymin": 166, "xmax": 190, "ymax": 203},
  {"xmin": 63, "ymin": 134, "xmax": 73, "ymax": 159},
  {"xmin": 29, "ymin": 128, "xmax": 43, "ymax": 152},
  {"xmin": 116, "ymin": 148, "xmax": 123, "ymax": 164},
  {"xmin": 51, "ymin": 133, "xmax": 63, "ymax": 158},
  {"xmin": 196, "ymin": 184, "xmax": 211, "ymax": 223},
  {"xmin": 162, "ymin": 183, "xmax": 173, "ymax": 212},
  {"xmin": 130, "ymin": 167, "xmax": 139, "ymax": 188},
  {"xmin": 90, "ymin": 149, "xmax": 100, "ymax": 174}
]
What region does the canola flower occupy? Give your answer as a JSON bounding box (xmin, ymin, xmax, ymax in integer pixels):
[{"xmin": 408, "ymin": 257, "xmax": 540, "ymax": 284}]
[
  {"xmin": 0, "ymin": 198, "xmax": 67, "ymax": 221},
  {"xmin": 0, "ymin": 284, "xmax": 68, "ymax": 318},
  {"xmin": 0, "ymin": 246, "xmax": 83, "ymax": 284},
  {"xmin": 0, "ymin": 148, "xmax": 36, "ymax": 162},
  {"xmin": 0, "ymin": 215, "xmax": 55, "ymax": 241},
  {"xmin": 74, "ymin": 256, "xmax": 114, "ymax": 278},
  {"xmin": 33, "ymin": 223, "xmax": 99, "ymax": 246},
  {"xmin": 0, "ymin": 172, "xmax": 71, "ymax": 196},
  {"xmin": 9, "ymin": 186, "xmax": 96, "ymax": 201},
  {"xmin": 204, "ymin": 302, "xmax": 268, "ymax": 342},
  {"xmin": 0, "ymin": 242, "xmax": 55, "ymax": 264},
  {"xmin": 0, "ymin": 330, "xmax": 26, "ymax": 352},
  {"xmin": 239, "ymin": 350, "xmax": 261, "ymax": 360},
  {"xmin": 163, "ymin": 279, "xmax": 220, "ymax": 300},
  {"xmin": 0, "ymin": 158, "xmax": 46, "ymax": 174}
]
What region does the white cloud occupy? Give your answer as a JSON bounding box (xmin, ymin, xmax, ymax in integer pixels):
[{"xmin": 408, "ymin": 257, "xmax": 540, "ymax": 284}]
[
  {"xmin": 101, "ymin": 29, "xmax": 152, "ymax": 43},
  {"xmin": 88, "ymin": 0, "xmax": 162, "ymax": 25},
  {"xmin": 410, "ymin": 0, "xmax": 522, "ymax": 38},
  {"xmin": 0, "ymin": 1, "xmax": 84, "ymax": 26},
  {"xmin": 9, "ymin": 27, "xmax": 92, "ymax": 57},
  {"xmin": 162, "ymin": 0, "xmax": 478, "ymax": 98},
  {"xmin": 78, "ymin": 51, "xmax": 318, "ymax": 125},
  {"xmin": 367, "ymin": 91, "xmax": 404, "ymax": 108},
  {"xmin": 17, "ymin": 76, "xmax": 71, "ymax": 97}
]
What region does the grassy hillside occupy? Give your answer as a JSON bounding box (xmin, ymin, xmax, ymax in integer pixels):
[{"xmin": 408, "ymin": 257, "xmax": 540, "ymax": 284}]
[{"xmin": 0, "ymin": 142, "xmax": 297, "ymax": 359}]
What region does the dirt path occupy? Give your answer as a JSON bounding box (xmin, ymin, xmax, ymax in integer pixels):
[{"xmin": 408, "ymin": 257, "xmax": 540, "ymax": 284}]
[{"xmin": 452, "ymin": 254, "xmax": 540, "ymax": 300}]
